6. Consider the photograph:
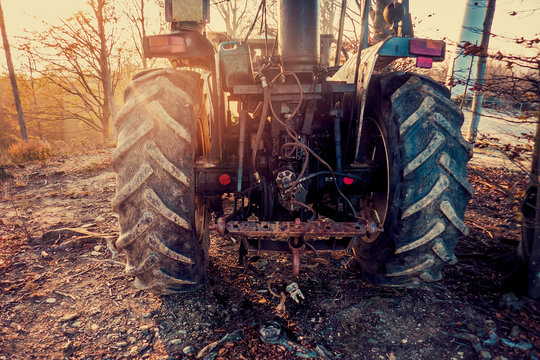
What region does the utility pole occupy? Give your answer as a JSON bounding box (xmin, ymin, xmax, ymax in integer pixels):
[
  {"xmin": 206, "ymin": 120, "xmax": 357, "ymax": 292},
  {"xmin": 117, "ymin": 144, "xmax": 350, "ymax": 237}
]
[
  {"xmin": 466, "ymin": 0, "xmax": 496, "ymax": 143},
  {"xmin": 334, "ymin": 0, "xmax": 347, "ymax": 66},
  {"xmin": 0, "ymin": 1, "xmax": 28, "ymax": 141}
]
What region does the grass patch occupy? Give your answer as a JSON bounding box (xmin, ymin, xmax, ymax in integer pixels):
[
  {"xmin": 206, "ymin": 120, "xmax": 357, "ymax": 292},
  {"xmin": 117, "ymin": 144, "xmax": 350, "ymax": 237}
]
[
  {"xmin": 75, "ymin": 159, "xmax": 110, "ymax": 174},
  {"xmin": 7, "ymin": 140, "xmax": 53, "ymax": 163}
]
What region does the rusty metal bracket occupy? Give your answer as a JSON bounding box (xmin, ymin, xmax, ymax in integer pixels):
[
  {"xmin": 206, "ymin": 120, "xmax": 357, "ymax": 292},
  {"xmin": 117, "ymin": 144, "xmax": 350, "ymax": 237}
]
[
  {"xmin": 289, "ymin": 236, "xmax": 305, "ymax": 276},
  {"xmin": 225, "ymin": 220, "xmax": 366, "ymax": 238}
]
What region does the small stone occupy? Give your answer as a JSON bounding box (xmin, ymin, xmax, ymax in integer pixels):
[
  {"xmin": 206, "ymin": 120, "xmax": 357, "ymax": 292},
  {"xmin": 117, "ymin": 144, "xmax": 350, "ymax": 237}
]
[
  {"xmin": 116, "ymin": 341, "xmax": 128, "ymax": 347},
  {"xmin": 140, "ymin": 325, "xmax": 151, "ymax": 331},
  {"xmin": 91, "ymin": 324, "xmax": 99, "ymax": 331},
  {"xmin": 61, "ymin": 325, "xmax": 77, "ymax": 335},
  {"xmin": 183, "ymin": 345, "xmax": 195, "ymax": 355},
  {"xmin": 498, "ymin": 293, "xmax": 523, "ymax": 312},
  {"xmin": 71, "ymin": 321, "xmax": 82, "ymax": 328},
  {"xmin": 509, "ymin": 326, "xmax": 520, "ymax": 338},
  {"xmin": 142, "ymin": 312, "xmax": 153, "ymax": 319},
  {"xmin": 480, "ymin": 350, "xmax": 491, "ymax": 359},
  {"xmin": 88, "ymin": 306, "xmax": 101, "ymax": 315},
  {"xmin": 128, "ymin": 336, "xmax": 136, "ymax": 344},
  {"xmin": 41, "ymin": 251, "xmax": 50, "ymax": 258},
  {"xmin": 91, "ymin": 251, "xmax": 101, "ymax": 256},
  {"xmin": 45, "ymin": 298, "xmax": 56, "ymax": 304},
  {"xmin": 401, "ymin": 339, "xmax": 408, "ymax": 344},
  {"xmin": 484, "ymin": 320, "xmax": 496, "ymax": 329},
  {"xmin": 106, "ymin": 333, "xmax": 119, "ymax": 341},
  {"xmin": 169, "ymin": 339, "xmax": 182, "ymax": 345},
  {"xmin": 94, "ymin": 245, "xmax": 104, "ymax": 252},
  {"xmin": 368, "ymin": 339, "xmax": 378, "ymax": 345},
  {"xmin": 59, "ymin": 313, "xmax": 79, "ymax": 322},
  {"xmin": 457, "ymin": 352, "xmax": 464, "ymax": 356},
  {"xmin": 178, "ymin": 329, "xmax": 187, "ymax": 337},
  {"xmin": 256, "ymin": 259, "xmax": 268, "ymax": 270},
  {"xmin": 129, "ymin": 346, "xmax": 138, "ymax": 354}
]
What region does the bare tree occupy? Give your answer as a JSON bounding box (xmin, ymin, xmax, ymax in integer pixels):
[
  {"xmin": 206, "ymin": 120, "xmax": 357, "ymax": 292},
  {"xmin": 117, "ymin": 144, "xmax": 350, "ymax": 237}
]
[
  {"xmin": 123, "ymin": 0, "xmax": 151, "ymax": 69},
  {"xmin": 457, "ymin": 33, "xmax": 539, "ymax": 298},
  {"xmin": 321, "ymin": 0, "xmax": 337, "ymax": 35},
  {"xmin": 11, "ymin": 45, "xmax": 72, "ymax": 141},
  {"xmin": 25, "ymin": 0, "xmax": 121, "ymax": 141},
  {"xmin": 215, "ymin": 0, "xmax": 253, "ymax": 40},
  {"xmin": 0, "ymin": 1, "xmax": 27, "ymax": 141}
]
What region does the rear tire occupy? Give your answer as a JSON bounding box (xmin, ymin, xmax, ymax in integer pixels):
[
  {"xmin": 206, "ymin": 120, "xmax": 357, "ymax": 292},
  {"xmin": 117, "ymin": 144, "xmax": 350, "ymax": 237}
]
[
  {"xmin": 354, "ymin": 73, "xmax": 474, "ymax": 286},
  {"xmin": 112, "ymin": 69, "xmax": 209, "ymax": 294}
]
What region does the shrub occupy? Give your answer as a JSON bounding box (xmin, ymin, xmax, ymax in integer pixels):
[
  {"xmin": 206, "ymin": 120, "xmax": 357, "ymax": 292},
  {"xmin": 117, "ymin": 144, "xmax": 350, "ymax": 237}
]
[{"xmin": 7, "ymin": 140, "xmax": 53, "ymax": 163}]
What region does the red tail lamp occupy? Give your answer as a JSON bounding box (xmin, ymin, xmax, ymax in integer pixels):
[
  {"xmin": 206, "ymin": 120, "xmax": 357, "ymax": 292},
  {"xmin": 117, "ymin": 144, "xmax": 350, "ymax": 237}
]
[
  {"xmin": 143, "ymin": 34, "xmax": 187, "ymax": 58},
  {"xmin": 218, "ymin": 174, "xmax": 231, "ymax": 186},
  {"xmin": 416, "ymin": 57, "xmax": 433, "ymax": 69},
  {"xmin": 343, "ymin": 177, "xmax": 355, "ymax": 185},
  {"xmin": 409, "ymin": 39, "xmax": 444, "ymax": 57}
]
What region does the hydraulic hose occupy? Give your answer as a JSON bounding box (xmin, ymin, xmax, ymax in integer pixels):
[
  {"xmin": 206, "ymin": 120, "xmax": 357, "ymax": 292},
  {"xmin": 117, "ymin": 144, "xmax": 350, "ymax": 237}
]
[{"xmin": 251, "ymin": 76, "xmax": 269, "ymax": 183}]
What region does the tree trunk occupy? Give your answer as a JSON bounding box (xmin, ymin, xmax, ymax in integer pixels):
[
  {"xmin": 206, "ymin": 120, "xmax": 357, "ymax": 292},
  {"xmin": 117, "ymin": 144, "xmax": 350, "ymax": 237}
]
[
  {"xmin": 334, "ymin": 0, "xmax": 347, "ymax": 66},
  {"xmin": 466, "ymin": 0, "xmax": 496, "ymax": 144},
  {"xmin": 101, "ymin": 115, "xmax": 110, "ymax": 142},
  {"xmin": 94, "ymin": 0, "xmax": 116, "ymax": 141},
  {"xmin": 140, "ymin": 0, "xmax": 147, "ymax": 69},
  {"xmin": 0, "ymin": 1, "xmax": 28, "ymax": 141}
]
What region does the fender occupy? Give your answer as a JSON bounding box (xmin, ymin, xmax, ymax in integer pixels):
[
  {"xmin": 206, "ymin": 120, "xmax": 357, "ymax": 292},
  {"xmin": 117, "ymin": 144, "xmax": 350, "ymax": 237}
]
[{"xmin": 331, "ymin": 36, "xmax": 445, "ymax": 159}]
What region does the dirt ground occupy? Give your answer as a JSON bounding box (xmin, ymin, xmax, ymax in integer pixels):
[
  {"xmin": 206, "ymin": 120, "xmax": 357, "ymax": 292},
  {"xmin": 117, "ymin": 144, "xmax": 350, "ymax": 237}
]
[{"xmin": 1, "ymin": 147, "xmax": 539, "ymax": 360}]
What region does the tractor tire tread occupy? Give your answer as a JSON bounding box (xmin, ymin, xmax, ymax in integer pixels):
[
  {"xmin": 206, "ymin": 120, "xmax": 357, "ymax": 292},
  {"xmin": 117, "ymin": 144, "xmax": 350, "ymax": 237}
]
[
  {"xmin": 112, "ymin": 68, "xmax": 207, "ymax": 294},
  {"xmin": 357, "ymin": 72, "xmax": 472, "ymax": 286}
]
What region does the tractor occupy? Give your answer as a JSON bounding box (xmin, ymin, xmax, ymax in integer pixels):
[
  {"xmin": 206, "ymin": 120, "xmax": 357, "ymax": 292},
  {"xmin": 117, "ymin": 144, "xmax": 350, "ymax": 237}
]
[{"xmin": 111, "ymin": 0, "xmax": 473, "ymax": 294}]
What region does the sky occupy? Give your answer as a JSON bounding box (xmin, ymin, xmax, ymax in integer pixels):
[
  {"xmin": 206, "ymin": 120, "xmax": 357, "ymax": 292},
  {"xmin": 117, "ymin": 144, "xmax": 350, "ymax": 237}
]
[{"xmin": 0, "ymin": 0, "xmax": 538, "ymax": 70}]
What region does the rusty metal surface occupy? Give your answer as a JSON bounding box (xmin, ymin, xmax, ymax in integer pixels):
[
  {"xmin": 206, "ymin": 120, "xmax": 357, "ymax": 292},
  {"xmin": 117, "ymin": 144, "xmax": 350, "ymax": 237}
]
[
  {"xmin": 289, "ymin": 237, "xmax": 305, "ymax": 276},
  {"xmin": 226, "ymin": 220, "xmax": 366, "ymax": 238},
  {"xmin": 291, "ymin": 247, "xmax": 302, "ymax": 275}
]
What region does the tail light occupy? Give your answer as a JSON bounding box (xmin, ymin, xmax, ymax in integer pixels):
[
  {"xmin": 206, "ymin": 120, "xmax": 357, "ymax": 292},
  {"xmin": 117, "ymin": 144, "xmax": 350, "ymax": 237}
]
[
  {"xmin": 343, "ymin": 177, "xmax": 355, "ymax": 185},
  {"xmin": 409, "ymin": 39, "xmax": 444, "ymax": 58},
  {"xmin": 416, "ymin": 57, "xmax": 433, "ymax": 69},
  {"xmin": 143, "ymin": 34, "xmax": 187, "ymax": 58},
  {"xmin": 218, "ymin": 174, "xmax": 232, "ymax": 186}
]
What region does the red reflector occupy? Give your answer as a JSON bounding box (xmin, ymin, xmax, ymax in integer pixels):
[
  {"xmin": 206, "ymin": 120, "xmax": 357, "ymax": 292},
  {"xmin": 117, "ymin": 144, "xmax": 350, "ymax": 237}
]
[
  {"xmin": 416, "ymin": 57, "xmax": 433, "ymax": 69},
  {"xmin": 145, "ymin": 35, "xmax": 186, "ymax": 56},
  {"xmin": 409, "ymin": 39, "xmax": 444, "ymax": 57},
  {"xmin": 218, "ymin": 174, "xmax": 231, "ymax": 186},
  {"xmin": 343, "ymin": 177, "xmax": 354, "ymax": 185}
]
